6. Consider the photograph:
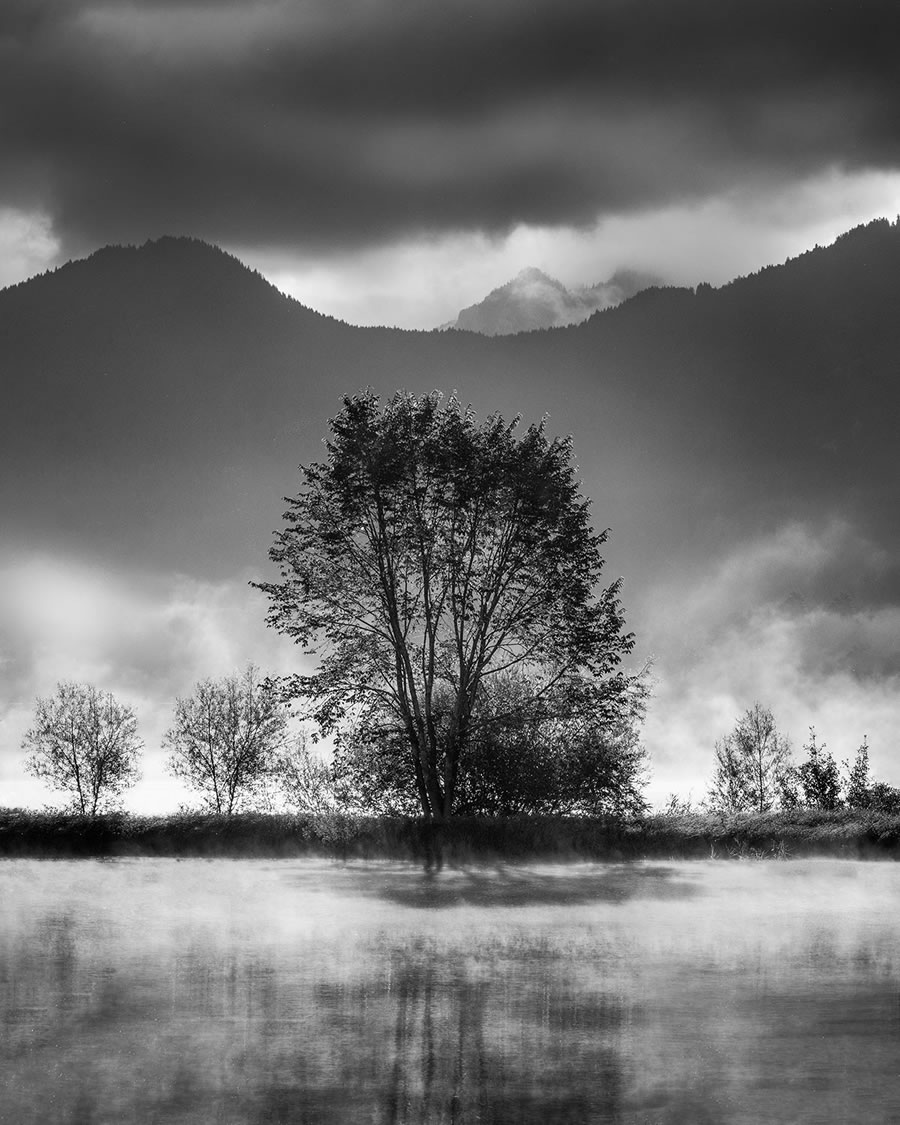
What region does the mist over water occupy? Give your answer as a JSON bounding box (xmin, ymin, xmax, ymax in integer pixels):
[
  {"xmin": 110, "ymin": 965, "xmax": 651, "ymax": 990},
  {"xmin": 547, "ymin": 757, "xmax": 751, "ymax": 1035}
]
[{"xmin": 1, "ymin": 859, "xmax": 898, "ymax": 1123}]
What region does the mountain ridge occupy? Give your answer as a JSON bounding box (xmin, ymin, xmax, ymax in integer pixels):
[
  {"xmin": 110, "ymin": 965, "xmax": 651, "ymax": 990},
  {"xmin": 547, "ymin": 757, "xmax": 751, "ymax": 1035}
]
[{"xmin": 2, "ymin": 219, "xmax": 898, "ymax": 600}]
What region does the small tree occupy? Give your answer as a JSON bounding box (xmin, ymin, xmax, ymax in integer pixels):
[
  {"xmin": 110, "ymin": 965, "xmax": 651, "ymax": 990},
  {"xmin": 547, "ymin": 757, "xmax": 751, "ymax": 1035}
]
[
  {"xmin": 22, "ymin": 682, "xmax": 142, "ymax": 815},
  {"xmin": 272, "ymin": 734, "xmax": 337, "ymax": 814},
  {"xmin": 164, "ymin": 665, "xmax": 288, "ymax": 814},
  {"xmin": 843, "ymin": 737, "xmax": 871, "ymax": 808},
  {"xmin": 706, "ymin": 703, "xmax": 791, "ymax": 814},
  {"xmin": 256, "ymin": 391, "xmax": 634, "ymax": 819},
  {"xmin": 796, "ymin": 728, "xmax": 841, "ymax": 810},
  {"xmin": 708, "ymin": 736, "xmax": 754, "ymax": 814}
]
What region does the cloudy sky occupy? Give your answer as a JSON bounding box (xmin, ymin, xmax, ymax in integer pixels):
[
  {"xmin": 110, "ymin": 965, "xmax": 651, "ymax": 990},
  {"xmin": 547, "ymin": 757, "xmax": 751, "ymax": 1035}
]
[
  {"xmin": 2, "ymin": 0, "xmax": 900, "ymax": 811},
  {"xmin": 3, "ymin": 0, "xmax": 900, "ymax": 327}
]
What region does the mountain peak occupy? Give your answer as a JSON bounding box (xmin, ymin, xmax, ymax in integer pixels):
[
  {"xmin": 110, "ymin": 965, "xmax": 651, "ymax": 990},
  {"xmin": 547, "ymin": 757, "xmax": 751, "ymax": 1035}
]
[
  {"xmin": 512, "ymin": 266, "xmax": 565, "ymax": 288},
  {"xmin": 449, "ymin": 265, "xmax": 661, "ymax": 335}
]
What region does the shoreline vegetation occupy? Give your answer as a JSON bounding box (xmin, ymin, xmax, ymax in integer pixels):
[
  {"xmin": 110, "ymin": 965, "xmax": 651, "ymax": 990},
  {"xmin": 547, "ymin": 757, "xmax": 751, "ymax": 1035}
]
[{"xmin": 1, "ymin": 808, "xmax": 899, "ymax": 862}]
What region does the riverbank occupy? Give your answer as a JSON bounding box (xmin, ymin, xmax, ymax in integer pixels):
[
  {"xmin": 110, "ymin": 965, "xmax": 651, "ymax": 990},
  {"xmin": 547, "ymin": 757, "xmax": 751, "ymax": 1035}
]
[{"xmin": 2, "ymin": 807, "xmax": 899, "ymax": 861}]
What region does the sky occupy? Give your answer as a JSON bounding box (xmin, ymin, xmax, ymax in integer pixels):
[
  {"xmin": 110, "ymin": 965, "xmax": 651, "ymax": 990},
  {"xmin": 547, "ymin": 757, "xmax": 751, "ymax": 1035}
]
[
  {"xmin": 2, "ymin": 0, "xmax": 900, "ymax": 811},
  {"xmin": 3, "ymin": 0, "xmax": 900, "ymax": 326}
]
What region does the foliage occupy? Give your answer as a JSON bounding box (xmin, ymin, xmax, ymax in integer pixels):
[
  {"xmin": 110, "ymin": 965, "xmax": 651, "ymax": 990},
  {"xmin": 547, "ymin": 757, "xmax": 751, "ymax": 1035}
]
[
  {"xmin": 661, "ymin": 792, "xmax": 695, "ymax": 816},
  {"xmin": 256, "ymin": 390, "xmax": 634, "ymax": 818},
  {"xmin": 164, "ymin": 664, "xmax": 288, "ymax": 815},
  {"xmin": 864, "ymin": 781, "xmax": 900, "ymax": 815},
  {"xmin": 843, "ymin": 737, "xmax": 871, "ymax": 808},
  {"xmin": 453, "ymin": 668, "xmax": 649, "ymax": 816},
  {"xmin": 331, "ymin": 668, "xmax": 649, "ymax": 817},
  {"xmin": 330, "ymin": 717, "xmax": 421, "ymax": 816},
  {"xmin": 706, "ymin": 703, "xmax": 792, "ymax": 814},
  {"xmin": 835, "ymin": 737, "xmax": 900, "ymax": 813},
  {"xmin": 793, "ymin": 728, "xmax": 841, "ymax": 810},
  {"xmin": 271, "ymin": 734, "xmax": 337, "ymax": 814},
  {"xmin": 4, "ymin": 806, "xmax": 900, "ymax": 861},
  {"xmin": 21, "ymin": 682, "xmax": 142, "ymax": 815}
]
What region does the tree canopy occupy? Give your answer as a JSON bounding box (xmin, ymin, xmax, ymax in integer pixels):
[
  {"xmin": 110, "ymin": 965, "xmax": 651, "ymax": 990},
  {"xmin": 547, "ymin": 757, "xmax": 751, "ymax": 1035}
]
[
  {"xmin": 22, "ymin": 682, "xmax": 142, "ymax": 815},
  {"xmin": 164, "ymin": 664, "xmax": 288, "ymax": 815},
  {"xmin": 706, "ymin": 703, "xmax": 792, "ymax": 814},
  {"xmin": 332, "ymin": 668, "xmax": 649, "ymax": 818},
  {"xmin": 256, "ymin": 390, "xmax": 636, "ymax": 818}
]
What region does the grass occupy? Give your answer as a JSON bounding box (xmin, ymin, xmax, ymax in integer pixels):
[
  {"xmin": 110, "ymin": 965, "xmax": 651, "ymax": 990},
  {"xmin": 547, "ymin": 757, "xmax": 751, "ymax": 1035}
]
[{"xmin": 1, "ymin": 806, "xmax": 899, "ymax": 861}]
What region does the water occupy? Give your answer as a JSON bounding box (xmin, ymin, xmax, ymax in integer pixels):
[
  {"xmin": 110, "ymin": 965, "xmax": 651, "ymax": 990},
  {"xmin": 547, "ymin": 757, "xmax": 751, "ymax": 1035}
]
[{"xmin": 1, "ymin": 858, "xmax": 898, "ymax": 1123}]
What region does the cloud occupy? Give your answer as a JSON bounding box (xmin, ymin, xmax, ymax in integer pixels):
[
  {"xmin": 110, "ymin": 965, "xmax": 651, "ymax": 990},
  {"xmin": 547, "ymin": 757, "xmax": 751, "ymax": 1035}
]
[
  {"xmin": 638, "ymin": 520, "xmax": 900, "ymax": 806},
  {"xmin": 3, "ymin": 528, "xmax": 898, "ymax": 814},
  {"xmin": 0, "ymin": 550, "xmax": 302, "ymax": 811},
  {"xmin": 0, "ymin": 207, "xmax": 58, "ymax": 288},
  {"xmin": 2, "ymin": 0, "xmax": 900, "ymax": 261},
  {"xmin": 240, "ymin": 171, "xmax": 900, "ymax": 327}
]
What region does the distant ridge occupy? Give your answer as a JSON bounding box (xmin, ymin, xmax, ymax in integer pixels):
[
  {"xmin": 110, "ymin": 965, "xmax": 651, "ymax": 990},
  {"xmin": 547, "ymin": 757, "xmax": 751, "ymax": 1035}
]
[
  {"xmin": 1, "ymin": 219, "xmax": 899, "ymax": 603},
  {"xmin": 449, "ymin": 265, "xmax": 661, "ymax": 335}
]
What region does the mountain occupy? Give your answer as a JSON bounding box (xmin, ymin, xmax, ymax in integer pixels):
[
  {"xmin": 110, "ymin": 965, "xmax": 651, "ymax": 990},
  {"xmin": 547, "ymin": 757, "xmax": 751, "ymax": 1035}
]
[
  {"xmin": 2, "ymin": 221, "xmax": 899, "ymax": 592},
  {"xmin": 449, "ymin": 266, "xmax": 660, "ymax": 334},
  {"xmin": 3, "ymin": 219, "xmax": 900, "ymax": 799}
]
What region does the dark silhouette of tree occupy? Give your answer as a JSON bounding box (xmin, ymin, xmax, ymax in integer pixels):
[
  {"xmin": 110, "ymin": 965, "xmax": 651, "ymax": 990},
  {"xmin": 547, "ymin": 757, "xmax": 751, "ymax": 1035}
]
[
  {"xmin": 844, "ymin": 736, "xmax": 871, "ymax": 808},
  {"xmin": 707, "ymin": 703, "xmax": 792, "ymax": 813},
  {"xmin": 22, "ymin": 682, "xmax": 142, "ymax": 814},
  {"xmin": 795, "ymin": 728, "xmax": 841, "ymax": 810},
  {"xmin": 454, "ymin": 668, "xmax": 649, "ymax": 815},
  {"xmin": 164, "ymin": 664, "xmax": 288, "ymax": 814},
  {"xmin": 834, "ymin": 736, "xmax": 900, "ymax": 813},
  {"xmin": 330, "ymin": 668, "xmax": 649, "ymax": 817},
  {"xmin": 256, "ymin": 391, "xmax": 634, "ymax": 819},
  {"xmin": 864, "ymin": 781, "xmax": 900, "ymax": 815}
]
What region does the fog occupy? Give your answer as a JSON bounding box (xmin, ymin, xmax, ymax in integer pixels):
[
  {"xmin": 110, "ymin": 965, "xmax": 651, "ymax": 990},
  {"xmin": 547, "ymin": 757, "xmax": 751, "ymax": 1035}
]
[{"xmin": 2, "ymin": 859, "xmax": 898, "ymax": 1122}]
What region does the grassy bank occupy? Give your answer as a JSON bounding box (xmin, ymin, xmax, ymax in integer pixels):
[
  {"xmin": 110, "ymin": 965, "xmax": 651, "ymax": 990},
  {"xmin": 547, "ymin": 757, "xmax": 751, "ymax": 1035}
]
[{"xmin": 2, "ymin": 807, "xmax": 899, "ymax": 861}]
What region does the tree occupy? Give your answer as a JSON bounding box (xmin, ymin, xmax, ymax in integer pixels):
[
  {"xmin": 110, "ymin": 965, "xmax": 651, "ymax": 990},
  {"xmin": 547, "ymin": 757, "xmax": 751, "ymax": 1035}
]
[
  {"xmin": 330, "ymin": 669, "xmax": 649, "ymax": 817},
  {"xmin": 256, "ymin": 391, "xmax": 635, "ymax": 819},
  {"xmin": 706, "ymin": 703, "xmax": 792, "ymax": 814},
  {"xmin": 453, "ymin": 668, "xmax": 649, "ymax": 816},
  {"xmin": 843, "ymin": 737, "xmax": 871, "ymax": 808},
  {"xmin": 272, "ymin": 734, "xmax": 337, "ymax": 814},
  {"xmin": 330, "ymin": 716, "xmax": 421, "ymax": 816},
  {"xmin": 842, "ymin": 738, "xmax": 900, "ymax": 813},
  {"xmin": 795, "ymin": 728, "xmax": 841, "ymax": 810},
  {"xmin": 864, "ymin": 781, "xmax": 900, "ymax": 815},
  {"xmin": 164, "ymin": 665, "xmax": 288, "ymax": 814},
  {"xmin": 22, "ymin": 682, "xmax": 142, "ymax": 814}
]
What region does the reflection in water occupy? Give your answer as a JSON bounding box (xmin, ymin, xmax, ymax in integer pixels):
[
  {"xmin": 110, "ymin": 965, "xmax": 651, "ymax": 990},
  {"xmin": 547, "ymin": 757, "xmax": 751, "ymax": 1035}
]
[
  {"xmin": 1, "ymin": 859, "xmax": 899, "ymax": 1123},
  {"xmin": 366, "ymin": 943, "xmax": 623, "ymax": 1123},
  {"xmin": 368, "ymin": 862, "xmax": 701, "ymax": 909}
]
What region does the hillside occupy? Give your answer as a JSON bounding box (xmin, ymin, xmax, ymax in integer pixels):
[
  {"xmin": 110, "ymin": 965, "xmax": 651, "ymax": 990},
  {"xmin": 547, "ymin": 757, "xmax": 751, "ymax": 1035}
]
[{"xmin": 2, "ymin": 221, "xmax": 899, "ymax": 602}]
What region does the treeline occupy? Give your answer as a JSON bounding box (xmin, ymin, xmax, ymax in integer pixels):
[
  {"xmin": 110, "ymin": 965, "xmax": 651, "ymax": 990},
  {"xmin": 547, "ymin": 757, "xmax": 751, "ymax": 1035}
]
[
  {"xmin": 17, "ymin": 667, "xmax": 288, "ymax": 817},
  {"xmin": 2, "ymin": 807, "xmax": 899, "ymax": 861},
  {"xmin": 699, "ymin": 704, "xmax": 900, "ymax": 816},
  {"xmin": 12, "ymin": 663, "xmax": 650, "ymax": 821}
]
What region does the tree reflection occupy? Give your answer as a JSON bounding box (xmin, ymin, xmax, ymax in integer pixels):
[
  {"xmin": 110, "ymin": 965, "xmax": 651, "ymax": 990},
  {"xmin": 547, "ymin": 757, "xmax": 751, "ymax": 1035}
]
[{"xmin": 375, "ymin": 942, "xmax": 625, "ymax": 1123}]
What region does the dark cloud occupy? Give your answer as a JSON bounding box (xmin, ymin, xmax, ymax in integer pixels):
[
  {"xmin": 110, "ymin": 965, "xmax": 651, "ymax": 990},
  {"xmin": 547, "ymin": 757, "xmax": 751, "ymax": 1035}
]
[{"xmin": 2, "ymin": 0, "xmax": 899, "ymax": 256}]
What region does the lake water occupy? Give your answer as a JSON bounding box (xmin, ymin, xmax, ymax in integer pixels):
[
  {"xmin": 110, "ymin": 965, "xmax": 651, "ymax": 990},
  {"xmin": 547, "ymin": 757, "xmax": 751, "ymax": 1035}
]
[{"xmin": 1, "ymin": 858, "xmax": 898, "ymax": 1123}]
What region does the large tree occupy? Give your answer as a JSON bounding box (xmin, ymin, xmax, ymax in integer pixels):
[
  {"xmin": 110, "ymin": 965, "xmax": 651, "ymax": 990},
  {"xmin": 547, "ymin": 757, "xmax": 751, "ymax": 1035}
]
[
  {"xmin": 256, "ymin": 391, "xmax": 635, "ymax": 819},
  {"xmin": 164, "ymin": 664, "xmax": 288, "ymax": 814},
  {"xmin": 22, "ymin": 682, "xmax": 142, "ymax": 815}
]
